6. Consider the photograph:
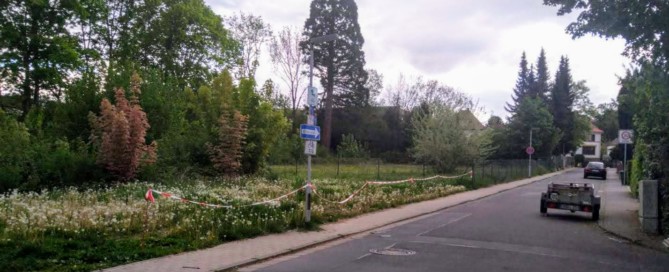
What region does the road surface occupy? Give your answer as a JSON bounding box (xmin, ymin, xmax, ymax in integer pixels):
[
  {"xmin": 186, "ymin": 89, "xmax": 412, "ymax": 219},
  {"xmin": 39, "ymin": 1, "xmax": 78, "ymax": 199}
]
[{"xmin": 240, "ymin": 169, "xmax": 669, "ymax": 272}]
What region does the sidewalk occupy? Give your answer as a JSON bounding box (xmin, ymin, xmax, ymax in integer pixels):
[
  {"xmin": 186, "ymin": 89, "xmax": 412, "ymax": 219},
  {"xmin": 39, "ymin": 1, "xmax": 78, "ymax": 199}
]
[
  {"xmin": 102, "ymin": 170, "xmax": 568, "ymax": 272},
  {"xmin": 598, "ymin": 168, "xmax": 668, "ymax": 252}
]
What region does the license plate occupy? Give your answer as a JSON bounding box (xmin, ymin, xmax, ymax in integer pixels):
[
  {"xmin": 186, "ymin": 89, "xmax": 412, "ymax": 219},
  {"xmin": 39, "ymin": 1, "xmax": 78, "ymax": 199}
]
[
  {"xmin": 560, "ymin": 204, "xmax": 579, "ymax": 210},
  {"xmin": 591, "ymin": 170, "xmax": 599, "ymax": 173}
]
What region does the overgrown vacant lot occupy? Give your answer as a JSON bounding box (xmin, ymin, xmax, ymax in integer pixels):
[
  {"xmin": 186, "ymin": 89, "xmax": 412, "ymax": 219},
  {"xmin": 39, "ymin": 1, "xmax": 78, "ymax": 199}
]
[{"xmin": 0, "ymin": 168, "xmax": 469, "ymax": 271}]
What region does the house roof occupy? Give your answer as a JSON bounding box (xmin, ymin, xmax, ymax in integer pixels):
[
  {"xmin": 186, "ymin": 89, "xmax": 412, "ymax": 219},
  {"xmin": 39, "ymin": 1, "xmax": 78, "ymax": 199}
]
[{"xmin": 591, "ymin": 124, "xmax": 604, "ymax": 133}]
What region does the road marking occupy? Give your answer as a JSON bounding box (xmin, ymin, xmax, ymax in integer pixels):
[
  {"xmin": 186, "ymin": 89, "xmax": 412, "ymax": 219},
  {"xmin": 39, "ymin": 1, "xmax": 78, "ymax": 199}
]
[
  {"xmin": 355, "ymin": 253, "xmax": 372, "ymax": 260},
  {"xmin": 416, "ymin": 213, "xmax": 471, "ymax": 237}
]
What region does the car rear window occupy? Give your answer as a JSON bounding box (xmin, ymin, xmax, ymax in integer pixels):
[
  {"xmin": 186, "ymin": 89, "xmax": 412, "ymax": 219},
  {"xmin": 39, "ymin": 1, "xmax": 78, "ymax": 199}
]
[{"xmin": 587, "ymin": 162, "xmax": 604, "ymax": 169}]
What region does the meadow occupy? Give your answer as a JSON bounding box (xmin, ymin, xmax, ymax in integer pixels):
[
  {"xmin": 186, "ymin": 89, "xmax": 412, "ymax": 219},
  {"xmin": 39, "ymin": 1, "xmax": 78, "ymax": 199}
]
[{"xmin": 0, "ymin": 164, "xmax": 471, "ymax": 271}]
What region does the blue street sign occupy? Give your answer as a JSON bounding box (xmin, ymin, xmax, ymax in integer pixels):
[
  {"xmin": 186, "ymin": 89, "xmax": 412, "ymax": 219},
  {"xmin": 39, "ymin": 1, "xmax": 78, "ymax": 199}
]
[{"xmin": 300, "ymin": 124, "xmax": 320, "ymax": 141}]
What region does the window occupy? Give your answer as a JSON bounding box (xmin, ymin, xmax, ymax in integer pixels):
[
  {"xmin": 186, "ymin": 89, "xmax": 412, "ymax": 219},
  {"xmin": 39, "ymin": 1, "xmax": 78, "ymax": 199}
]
[
  {"xmin": 583, "ymin": 146, "xmax": 596, "ymax": 155},
  {"xmin": 591, "ymin": 134, "xmax": 595, "ymax": 141}
]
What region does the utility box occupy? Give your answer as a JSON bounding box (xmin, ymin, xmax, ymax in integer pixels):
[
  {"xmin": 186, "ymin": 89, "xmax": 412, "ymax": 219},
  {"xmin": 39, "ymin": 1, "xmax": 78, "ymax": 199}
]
[{"xmin": 639, "ymin": 180, "xmax": 659, "ymax": 234}]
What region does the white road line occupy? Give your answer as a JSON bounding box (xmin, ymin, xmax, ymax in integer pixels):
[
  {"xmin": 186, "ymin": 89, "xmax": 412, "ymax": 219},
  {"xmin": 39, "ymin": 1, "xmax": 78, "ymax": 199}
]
[
  {"xmin": 416, "ymin": 213, "xmax": 471, "ymax": 237},
  {"xmin": 356, "ymin": 253, "xmax": 372, "ymax": 260}
]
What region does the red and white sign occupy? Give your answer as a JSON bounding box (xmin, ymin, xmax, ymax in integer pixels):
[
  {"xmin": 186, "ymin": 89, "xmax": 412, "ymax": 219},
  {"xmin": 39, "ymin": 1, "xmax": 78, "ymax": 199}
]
[
  {"xmin": 526, "ymin": 146, "xmax": 535, "ymax": 155},
  {"xmin": 619, "ymin": 130, "xmax": 633, "ymax": 144}
]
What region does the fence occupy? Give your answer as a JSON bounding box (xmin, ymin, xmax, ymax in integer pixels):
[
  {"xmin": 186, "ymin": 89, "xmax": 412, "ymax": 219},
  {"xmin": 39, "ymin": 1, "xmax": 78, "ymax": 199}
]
[
  {"xmin": 270, "ymin": 156, "xmax": 573, "ymax": 187},
  {"xmin": 471, "ymin": 156, "xmax": 572, "ymax": 188}
]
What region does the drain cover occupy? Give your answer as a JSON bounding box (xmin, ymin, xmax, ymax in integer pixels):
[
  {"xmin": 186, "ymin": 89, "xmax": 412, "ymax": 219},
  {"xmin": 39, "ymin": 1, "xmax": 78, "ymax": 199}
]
[{"xmin": 369, "ymin": 248, "xmax": 416, "ymax": 256}]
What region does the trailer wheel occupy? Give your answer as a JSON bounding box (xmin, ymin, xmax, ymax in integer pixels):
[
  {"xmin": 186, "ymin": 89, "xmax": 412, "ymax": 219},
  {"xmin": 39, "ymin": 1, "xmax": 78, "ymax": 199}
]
[
  {"xmin": 592, "ymin": 205, "xmax": 600, "ymax": 221},
  {"xmin": 540, "ymin": 199, "xmax": 547, "ymax": 214}
]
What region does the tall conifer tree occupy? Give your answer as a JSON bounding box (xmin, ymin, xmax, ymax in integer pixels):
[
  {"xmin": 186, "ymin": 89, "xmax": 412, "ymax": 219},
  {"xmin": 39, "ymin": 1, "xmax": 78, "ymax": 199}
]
[{"xmin": 301, "ymin": 0, "xmax": 368, "ymax": 149}]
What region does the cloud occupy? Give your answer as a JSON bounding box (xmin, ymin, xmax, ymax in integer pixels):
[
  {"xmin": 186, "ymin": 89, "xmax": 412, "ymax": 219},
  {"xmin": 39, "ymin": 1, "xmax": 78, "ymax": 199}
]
[{"xmin": 205, "ymin": 0, "xmax": 630, "ymax": 120}]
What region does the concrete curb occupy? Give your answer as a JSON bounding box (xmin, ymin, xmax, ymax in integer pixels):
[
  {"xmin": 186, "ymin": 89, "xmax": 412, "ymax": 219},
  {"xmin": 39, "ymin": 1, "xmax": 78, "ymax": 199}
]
[{"xmin": 218, "ymin": 169, "xmax": 570, "ymax": 271}]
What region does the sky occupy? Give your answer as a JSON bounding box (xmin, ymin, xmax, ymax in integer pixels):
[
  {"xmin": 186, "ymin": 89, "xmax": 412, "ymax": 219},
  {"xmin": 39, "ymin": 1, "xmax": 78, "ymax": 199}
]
[{"xmin": 207, "ymin": 0, "xmax": 630, "ymax": 120}]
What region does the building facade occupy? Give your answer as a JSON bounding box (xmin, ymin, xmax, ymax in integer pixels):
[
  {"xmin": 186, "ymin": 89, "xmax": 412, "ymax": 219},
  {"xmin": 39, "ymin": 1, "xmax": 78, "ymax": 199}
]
[{"xmin": 575, "ymin": 125, "xmax": 603, "ymax": 159}]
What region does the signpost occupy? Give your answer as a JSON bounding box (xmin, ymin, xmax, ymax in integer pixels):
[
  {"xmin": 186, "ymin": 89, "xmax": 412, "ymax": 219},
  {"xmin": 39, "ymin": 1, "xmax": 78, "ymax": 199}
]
[
  {"xmin": 528, "ymin": 129, "xmax": 534, "ymax": 177},
  {"xmin": 307, "ymin": 86, "xmax": 318, "ymax": 107},
  {"xmin": 300, "ymin": 124, "xmax": 321, "ymax": 141},
  {"xmin": 619, "ymin": 130, "xmax": 634, "ymax": 185}
]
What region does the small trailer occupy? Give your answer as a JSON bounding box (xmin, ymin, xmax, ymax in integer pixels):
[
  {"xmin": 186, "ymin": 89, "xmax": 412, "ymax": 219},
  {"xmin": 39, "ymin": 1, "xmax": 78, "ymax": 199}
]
[{"xmin": 540, "ymin": 182, "xmax": 601, "ymax": 220}]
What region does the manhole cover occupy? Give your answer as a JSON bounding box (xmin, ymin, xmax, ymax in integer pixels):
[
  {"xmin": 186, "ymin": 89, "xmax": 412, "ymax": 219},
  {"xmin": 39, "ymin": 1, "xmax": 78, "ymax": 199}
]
[{"xmin": 369, "ymin": 248, "xmax": 416, "ymax": 256}]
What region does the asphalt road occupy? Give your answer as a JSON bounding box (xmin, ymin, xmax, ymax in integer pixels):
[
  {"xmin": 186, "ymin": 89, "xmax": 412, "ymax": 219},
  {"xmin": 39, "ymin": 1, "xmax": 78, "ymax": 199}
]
[{"xmin": 240, "ymin": 169, "xmax": 669, "ymax": 272}]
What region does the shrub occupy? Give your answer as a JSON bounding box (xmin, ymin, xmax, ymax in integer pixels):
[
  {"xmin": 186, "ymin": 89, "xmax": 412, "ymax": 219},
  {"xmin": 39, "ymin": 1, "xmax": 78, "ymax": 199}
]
[
  {"xmin": 337, "ymin": 134, "xmax": 370, "ymax": 159},
  {"xmin": 90, "ymin": 73, "xmax": 157, "ymax": 181},
  {"xmin": 574, "ymin": 154, "xmax": 585, "ymax": 167},
  {"xmin": 207, "ymin": 110, "xmax": 248, "ymax": 176}
]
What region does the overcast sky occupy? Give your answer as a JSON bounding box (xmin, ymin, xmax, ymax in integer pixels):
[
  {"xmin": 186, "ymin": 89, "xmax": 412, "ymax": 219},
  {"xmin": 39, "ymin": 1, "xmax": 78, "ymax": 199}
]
[{"xmin": 207, "ymin": 0, "xmax": 629, "ymax": 120}]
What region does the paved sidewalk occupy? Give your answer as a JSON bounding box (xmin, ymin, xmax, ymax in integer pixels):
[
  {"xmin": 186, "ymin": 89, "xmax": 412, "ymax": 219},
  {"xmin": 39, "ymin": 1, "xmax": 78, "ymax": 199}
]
[
  {"xmin": 598, "ymin": 168, "xmax": 668, "ymax": 252},
  {"xmin": 102, "ymin": 170, "xmax": 567, "ymax": 272}
]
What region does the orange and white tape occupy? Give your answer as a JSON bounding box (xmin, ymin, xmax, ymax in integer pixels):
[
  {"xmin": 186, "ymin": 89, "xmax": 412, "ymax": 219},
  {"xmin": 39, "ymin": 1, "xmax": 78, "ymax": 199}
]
[{"xmin": 145, "ymin": 185, "xmax": 307, "ymax": 208}]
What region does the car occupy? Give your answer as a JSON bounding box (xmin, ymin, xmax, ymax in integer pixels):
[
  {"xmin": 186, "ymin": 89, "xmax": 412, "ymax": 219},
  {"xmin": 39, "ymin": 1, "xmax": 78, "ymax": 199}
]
[
  {"xmin": 584, "ymin": 161, "xmax": 607, "ymax": 180},
  {"xmin": 540, "ymin": 182, "xmax": 601, "ymax": 220}
]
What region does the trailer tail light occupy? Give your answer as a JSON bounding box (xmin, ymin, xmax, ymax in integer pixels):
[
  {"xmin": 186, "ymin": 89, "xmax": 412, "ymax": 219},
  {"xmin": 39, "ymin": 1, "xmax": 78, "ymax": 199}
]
[
  {"xmin": 583, "ymin": 206, "xmax": 591, "ymax": 212},
  {"xmin": 548, "ymin": 203, "xmax": 557, "ymax": 209}
]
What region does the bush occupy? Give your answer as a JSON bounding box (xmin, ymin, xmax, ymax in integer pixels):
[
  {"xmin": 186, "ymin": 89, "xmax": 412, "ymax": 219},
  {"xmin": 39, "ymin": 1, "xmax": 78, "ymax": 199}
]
[
  {"xmin": 337, "ymin": 134, "xmax": 370, "ymax": 159},
  {"xmin": 574, "ymin": 154, "xmax": 585, "ymax": 167}
]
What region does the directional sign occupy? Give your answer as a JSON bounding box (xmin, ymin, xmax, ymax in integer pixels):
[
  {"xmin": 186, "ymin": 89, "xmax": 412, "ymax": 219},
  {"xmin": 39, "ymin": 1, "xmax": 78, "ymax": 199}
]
[
  {"xmin": 619, "ymin": 130, "xmax": 634, "ymax": 144},
  {"xmin": 304, "ymin": 140, "xmax": 317, "ymax": 155},
  {"xmin": 307, "ymin": 86, "xmax": 318, "ymax": 107},
  {"xmin": 526, "ymin": 146, "xmax": 535, "ymax": 155},
  {"xmin": 300, "ymin": 124, "xmax": 321, "ymax": 141}
]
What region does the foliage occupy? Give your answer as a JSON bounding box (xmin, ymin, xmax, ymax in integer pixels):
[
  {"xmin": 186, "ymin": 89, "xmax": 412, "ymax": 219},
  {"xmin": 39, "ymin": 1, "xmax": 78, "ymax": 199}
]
[
  {"xmin": 91, "ymin": 74, "xmax": 157, "ymax": 180},
  {"xmin": 269, "ymin": 26, "xmax": 305, "ymax": 122},
  {"xmin": 301, "ymin": 0, "xmax": 369, "ymax": 148},
  {"xmin": 593, "ymin": 100, "xmax": 619, "ymax": 142},
  {"xmin": 504, "ymin": 98, "xmax": 560, "ymax": 159},
  {"xmin": 207, "ymin": 111, "xmax": 249, "ymax": 176},
  {"xmin": 337, "ymin": 134, "xmax": 370, "ymax": 159},
  {"xmin": 544, "ymin": 0, "xmax": 669, "ymax": 67},
  {"xmin": 0, "ymin": 110, "xmax": 31, "ymax": 191},
  {"xmin": 505, "ymin": 52, "xmax": 532, "ymax": 113},
  {"xmin": 574, "ymin": 154, "xmax": 585, "ymax": 167},
  {"xmin": 227, "ymin": 12, "xmax": 273, "ymax": 79},
  {"xmin": 411, "ymin": 103, "xmax": 487, "ymax": 172},
  {"xmin": 0, "ymin": 0, "xmax": 81, "ymax": 118},
  {"xmin": 532, "ymin": 48, "xmax": 550, "ymax": 102}
]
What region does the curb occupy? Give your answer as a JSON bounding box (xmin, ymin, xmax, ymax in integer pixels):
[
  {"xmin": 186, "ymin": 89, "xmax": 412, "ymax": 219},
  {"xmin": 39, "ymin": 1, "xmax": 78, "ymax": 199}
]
[{"xmin": 219, "ymin": 169, "xmax": 570, "ymax": 272}]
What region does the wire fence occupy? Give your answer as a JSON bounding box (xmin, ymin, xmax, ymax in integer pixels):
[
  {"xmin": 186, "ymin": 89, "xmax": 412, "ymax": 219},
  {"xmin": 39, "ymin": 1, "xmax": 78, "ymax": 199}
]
[{"xmin": 270, "ymin": 156, "xmax": 574, "ymax": 187}]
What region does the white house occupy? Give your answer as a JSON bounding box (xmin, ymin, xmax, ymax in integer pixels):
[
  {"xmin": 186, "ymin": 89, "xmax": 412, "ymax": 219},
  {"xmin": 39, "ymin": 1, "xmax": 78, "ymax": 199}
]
[{"xmin": 575, "ymin": 124, "xmax": 603, "ymax": 159}]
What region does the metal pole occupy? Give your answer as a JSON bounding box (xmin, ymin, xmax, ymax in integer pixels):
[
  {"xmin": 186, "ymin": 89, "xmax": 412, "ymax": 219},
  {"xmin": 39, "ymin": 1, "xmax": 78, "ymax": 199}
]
[
  {"xmin": 624, "ymin": 143, "xmax": 627, "ymax": 185},
  {"xmin": 529, "ymin": 129, "xmax": 533, "ymax": 177},
  {"xmin": 305, "ymin": 49, "xmax": 315, "ymax": 223}
]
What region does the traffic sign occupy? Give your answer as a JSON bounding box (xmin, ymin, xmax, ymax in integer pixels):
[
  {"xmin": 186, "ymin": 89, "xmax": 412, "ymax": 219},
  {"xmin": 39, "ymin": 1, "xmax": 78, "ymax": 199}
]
[
  {"xmin": 300, "ymin": 124, "xmax": 321, "ymax": 141},
  {"xmin": 619, "ymin": 130, "xmax": 634, "ymax": 144},
  {"xmin": 307, "ymin": 87, "xmax": 318, "ymax": 106},
  {"xmin": 526, "ymin": 146, "xmax": 535, "ymax": 155},
  {"xmin": 304, "ymin": 140, "xmax": 317, "ymax": 155}
]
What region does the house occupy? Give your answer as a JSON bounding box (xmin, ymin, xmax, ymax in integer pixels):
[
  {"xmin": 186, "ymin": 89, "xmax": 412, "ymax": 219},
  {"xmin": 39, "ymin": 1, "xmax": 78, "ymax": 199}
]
[{"xmin": 575, "ymin": 124, "xmax": 603, "ymax": 159}]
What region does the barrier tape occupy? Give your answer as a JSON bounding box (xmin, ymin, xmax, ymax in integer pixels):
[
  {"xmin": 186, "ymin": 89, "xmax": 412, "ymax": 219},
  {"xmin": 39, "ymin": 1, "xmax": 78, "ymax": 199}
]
[
  {"xmin": 312, "ymin": 171, "xmax": 472, "ymax": 204},
  {"xmin": 144, "ymin": 171, "xmax": 472, "ymax": 207},
  {"xmin": 145, "ymin": 185, "xmax": 307, "ymax": 208}
]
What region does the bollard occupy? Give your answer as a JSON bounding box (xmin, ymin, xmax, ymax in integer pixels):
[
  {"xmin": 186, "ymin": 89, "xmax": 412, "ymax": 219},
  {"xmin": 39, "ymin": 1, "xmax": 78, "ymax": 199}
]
[{"xmin": 639, "ymin": 180, "xmax": 659, "ymax": 234}]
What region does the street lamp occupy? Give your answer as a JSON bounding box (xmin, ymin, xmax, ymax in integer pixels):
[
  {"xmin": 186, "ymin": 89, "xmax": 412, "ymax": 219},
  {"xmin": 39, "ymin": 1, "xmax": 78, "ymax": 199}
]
[{"xmin": 304, "ymin": 33, "xmax": 338, "ymax": 223}]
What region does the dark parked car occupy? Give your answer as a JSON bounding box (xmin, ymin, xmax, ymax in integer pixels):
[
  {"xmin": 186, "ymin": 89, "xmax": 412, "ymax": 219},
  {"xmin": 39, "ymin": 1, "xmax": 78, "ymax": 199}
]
[{"xmin": 584, "ymin": 161, "xmax": 606, "ymax": 180}]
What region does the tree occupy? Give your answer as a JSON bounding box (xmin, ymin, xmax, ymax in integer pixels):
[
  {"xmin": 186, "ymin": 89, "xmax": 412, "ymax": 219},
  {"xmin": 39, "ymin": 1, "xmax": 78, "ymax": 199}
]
[
  {"xmin": 207, "ymin": 110, "xmax": 248, "ymax": 176},
  {"xmin": 141, "ymin": 0, "xmax": 238, "ymax": 89},
  {"xmin": 0, "ymin": 0, "xmax": 81, "ymax": 119},
  {"xmin": 505, "ymin": 52, "xmax": 531, "ymax": 113},
  {"xmin": 269, "ymin": 26, "xmax": 305, "ymax": 121},
  {"xmin": 365, "ymin": 69, "xmax": 383, "ymax": 106},
  {"xmin": 301, "ymin": 0, "xmax": 369, "ymax": 149},
  {"xmin": 593, "ymin": 100, "xmax": 618, "ymax": 142},
  {"xmin": 90, "ymin": 73, "xmax": 157, "ymax": 180},
  {"xmin": 532, "ymin": 48, "xmax": 550, "ymax": 102},
  {"xmin": 227, "ymin": 12, "xmax": 272, "ymax": 79},
  {"xmin": 486, "ymin": 115, "xmax": 504, "ymax": 128},
  {"xmin": 550, "ymin": 56, "xmax": 577, "ymax": 154},
  {"xmin": 412, "ymin": 102, "xmax": 487, "ymax": 172},
  {"xmin": 544, "ymin": 0, "xmax": 669, "ymax": 67},
  {"xmin": 505, "ymin": 98, "xmax": 560, "ymax": 158}
]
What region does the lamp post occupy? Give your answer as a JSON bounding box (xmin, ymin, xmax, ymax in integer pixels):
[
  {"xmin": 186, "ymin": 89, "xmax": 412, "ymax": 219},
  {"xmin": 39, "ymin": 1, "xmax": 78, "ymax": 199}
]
[{"xmin": 304, "ymin": 33, "xmax": 338, "ymax": 223}]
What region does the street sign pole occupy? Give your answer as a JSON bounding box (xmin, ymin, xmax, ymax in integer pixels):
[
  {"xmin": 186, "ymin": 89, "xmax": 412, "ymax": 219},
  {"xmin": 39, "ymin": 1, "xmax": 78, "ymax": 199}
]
[
  {"xmin": 305, "ymin": 49, "xmax": 315, "ymax": 224},
  {"xmin": 624, "ymin": 143, "xmax": 627, "ymax": 185},
  {"xmin": 529, "ymin": 129, "xmax": 533, "ymax": 177}
]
